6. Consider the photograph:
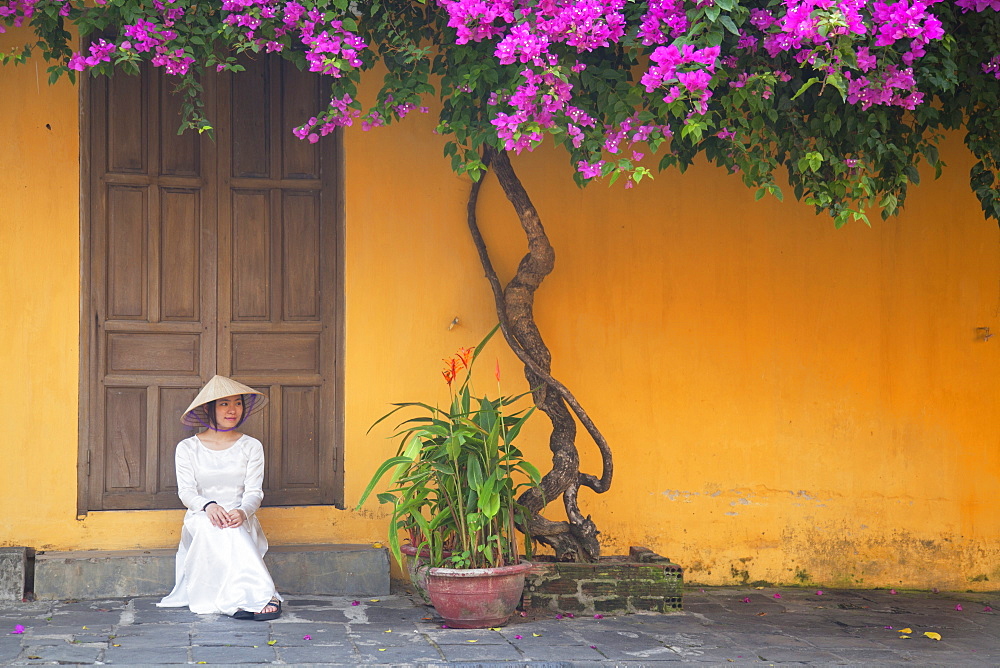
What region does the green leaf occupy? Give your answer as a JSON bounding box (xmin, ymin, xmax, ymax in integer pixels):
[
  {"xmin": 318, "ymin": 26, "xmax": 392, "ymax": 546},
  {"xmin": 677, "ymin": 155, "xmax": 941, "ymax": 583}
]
[
  {"xmin": 791, "ymin": 77, "xmax": 820, "ymax": 101},
  {"xmin": 719, "ymin": 15, "xmax": 740, "ymax": 35}
]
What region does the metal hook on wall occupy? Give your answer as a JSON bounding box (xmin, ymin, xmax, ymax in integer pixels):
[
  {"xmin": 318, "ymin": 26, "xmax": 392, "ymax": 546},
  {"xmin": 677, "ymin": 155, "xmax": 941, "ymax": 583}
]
[{"xmin": 975, "ymin": 326, "xmax": 993, "ymax": 342}]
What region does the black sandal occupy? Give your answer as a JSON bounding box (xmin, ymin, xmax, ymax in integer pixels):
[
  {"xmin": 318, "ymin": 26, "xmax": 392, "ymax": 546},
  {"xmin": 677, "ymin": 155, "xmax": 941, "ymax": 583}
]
[
  {"xmin": 232, "ymin": 609, "xmax": 254, "ymax": 620},
  {"xmin": 253, "ymin": 597, "xmax": 281, "ymax": 621}
]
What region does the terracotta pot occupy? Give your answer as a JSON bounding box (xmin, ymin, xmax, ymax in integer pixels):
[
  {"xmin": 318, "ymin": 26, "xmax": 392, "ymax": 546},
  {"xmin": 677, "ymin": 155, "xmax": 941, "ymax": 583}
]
[
  {"xmin": 425, "ymin": 561, "xmax": 533, "ymax": 628},
  {"xmin": 400, "ymin": 544, "xmax": 433, "ymax": 606}
]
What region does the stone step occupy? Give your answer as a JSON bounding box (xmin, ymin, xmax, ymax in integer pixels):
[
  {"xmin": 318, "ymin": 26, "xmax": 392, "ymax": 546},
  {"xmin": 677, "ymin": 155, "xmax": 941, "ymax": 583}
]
[{"xmin": 33, "ymin": 544, "xmax": 389, "ymax": 600}]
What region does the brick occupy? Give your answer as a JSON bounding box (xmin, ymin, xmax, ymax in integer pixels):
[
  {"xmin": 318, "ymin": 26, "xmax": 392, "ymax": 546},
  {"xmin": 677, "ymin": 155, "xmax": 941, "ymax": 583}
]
[{"xmin": 524, "ymin": 555, "xmax": 684, "ymax": 615}]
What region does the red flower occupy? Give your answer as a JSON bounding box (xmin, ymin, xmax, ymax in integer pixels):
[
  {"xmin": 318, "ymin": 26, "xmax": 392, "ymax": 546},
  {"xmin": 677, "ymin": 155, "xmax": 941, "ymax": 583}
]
[
  {"xmin": 456, "ymin": 346, "xmax": 473, "ymax": 370},
  {"xmin": 442, "ymin": 357, "xmax": 458, "ymax": 386}
]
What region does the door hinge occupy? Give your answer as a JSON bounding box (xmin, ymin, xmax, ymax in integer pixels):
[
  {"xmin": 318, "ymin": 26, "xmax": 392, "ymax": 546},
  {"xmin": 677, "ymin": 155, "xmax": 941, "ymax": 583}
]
[{"xmin": 85, "ymin": 450, "xmax": 91, "ymax": 477}]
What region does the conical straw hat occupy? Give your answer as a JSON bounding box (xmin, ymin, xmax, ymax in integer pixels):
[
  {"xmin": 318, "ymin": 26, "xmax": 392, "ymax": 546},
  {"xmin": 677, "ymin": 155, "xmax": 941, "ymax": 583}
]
[{"xmin": 181, "ymin": 375, "xmax": 269, "ymax": 427}]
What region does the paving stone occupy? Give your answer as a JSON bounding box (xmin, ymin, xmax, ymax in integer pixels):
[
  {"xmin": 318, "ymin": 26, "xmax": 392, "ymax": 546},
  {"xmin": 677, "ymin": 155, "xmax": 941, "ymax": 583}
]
[
  {"xmin": 350, "ymin": 629, "xmax": 425, "ymax": 647},
  {"xmin": 827, "ymin": 648, "xmax": 919, "ymax": 663},
  {"xmin": 793, "ymin": 632, "xmax": 886, "ymax": 649},
  {"xmin": 277, "ymin": 644, "xmax": 360, "ymax": 663},
  {"xmin": 660, "ymin": 646, "xmax": 757, "ymax": 662},
  {"xmin": 720, "ymin": 631, "xmax": 816, "ymax": 648},
  {"xmin": 0, "ymin": 637, "xmax": 22, "ymax": 662},
  {"xmin": 132, "ymin": 608, "xmax": 202, "ymax": 623},
  {"xmin": 18, "ymin": 642, "xmax": 103, "ymax": 663},
  {"xmin": 190, "ymin": 644, "xmax": 278, "ymax": 663},
  {"xmin": 268, "ymin": 633, "xmax": 352, "ymax": 647},
  {"xmin": 436, "ymin": 642, "xmax": 523, "ymax": 661},
  {"xmin": 423, "ymin": 629, "xmax": 510, "ymax": 644},
  {"xmin": 103, "ymin": 645, "xmax": 190, "ymax": 664},
  {"xmin": 290, "ymin": 607, "xmax": 352, "ymax": 622},
  {"xmin": 269, "ymin": 621, "xmax": 347, "ymax": 635},
  {"xmin": 111, "ymin": 629, "xmax": 193, "ymax": 647},
  {"xmin": 517, "ymin": 643, "xmax": 613, "ymax": 662},
  {"xmin": 356, "ymin": 644, "xmax": 446, "ymax": 662},
  {"xmin": 191, "ymin": 629, "xmax": 272, "ymax": 646},
  {"xmin": 755, "ymin": 646, "xmax": 845, "ymax": 662}
]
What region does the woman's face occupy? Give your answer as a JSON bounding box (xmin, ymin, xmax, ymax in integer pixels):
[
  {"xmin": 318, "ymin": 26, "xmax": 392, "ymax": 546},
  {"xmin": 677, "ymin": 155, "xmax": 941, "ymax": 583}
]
[{"xmin": 214, "ymin": 394, "xmax": 244, "ymax": 430}]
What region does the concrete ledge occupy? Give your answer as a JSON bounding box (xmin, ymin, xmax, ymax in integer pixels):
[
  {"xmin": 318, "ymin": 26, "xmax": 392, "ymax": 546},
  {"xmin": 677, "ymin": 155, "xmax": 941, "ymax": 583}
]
[
  {"xmin": 0, "ymin": 547, "xmax": 28, "ymax": 601},
  {"xmin": 267, "ymin": 544, "xmax": 389, "ymax": 596},
  {"xmin": 34, "ymin": 544, "xmax": 388, "ymax": 600}
]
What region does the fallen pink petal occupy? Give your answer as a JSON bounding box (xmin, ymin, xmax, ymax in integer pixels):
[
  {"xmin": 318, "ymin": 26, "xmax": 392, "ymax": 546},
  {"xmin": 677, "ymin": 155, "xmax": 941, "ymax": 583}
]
[
  {"xmin": 741, "ymin": 597, "xmax": 751, "ymax": 603},
  {"xmin": 302, "ymin": 635, "xmax": 311, "ymax": 640},
  {"xmin": 555, "ymin": 614, "xmax": 563, "ymax": 619},
  {"xmin": 984, "ymin": 606, "xmax": 993, "ymax": 612},
  {"xmin": 351, "ymin": 601, "xmax": 360, "ymax": 606},
  {"xmin": 889, "ymin": 589, "xmax": 897, "ymax": 595},
  {"xmin": 10, "ymin": 625, "xmax": 24, "ymax": 635},
  {"xmin": 589, "ymin": 645, "xmax": 597, "ymax": 649},
  {"xmin": 884, "ymin": 626, "xmax": 893, "ymax": 630},
  {"xmin": 773, "ymin": 593, "xmax": 782, "ymax": 599},
  {"xmin": 566, "ymin": 613, "xmax": 575, "ymax": 618},
  {"xmin": 441, "ymin": 624, "xmax": 449, "ymax": 629},
  {"xmin": 815, "ymin": 590, "xmax": 823, "ymax": 596},
  {"xmin": 593, "ymin": 614, "xmax": 603, "ymax": 619},
  {"xmin": 955, "ymin": 604, "xmax": 963, "ymax": 611},
  {"xmin": 514, "ymin": 635, "xmax": 522, "ymax": 639}
]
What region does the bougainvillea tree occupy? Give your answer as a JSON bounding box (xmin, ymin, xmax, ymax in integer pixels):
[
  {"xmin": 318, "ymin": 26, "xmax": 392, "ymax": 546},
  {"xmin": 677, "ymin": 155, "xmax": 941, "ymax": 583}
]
[{"xmin": 3, "ymin": 0, "xmax": 999, "ymax": 559}]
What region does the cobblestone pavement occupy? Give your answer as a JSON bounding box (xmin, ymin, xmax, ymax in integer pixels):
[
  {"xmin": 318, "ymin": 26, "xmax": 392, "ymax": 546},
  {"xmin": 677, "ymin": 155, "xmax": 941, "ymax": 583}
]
[{"xmin": 0, "ymin": 586, "xmax": 996, "ymax": 665}]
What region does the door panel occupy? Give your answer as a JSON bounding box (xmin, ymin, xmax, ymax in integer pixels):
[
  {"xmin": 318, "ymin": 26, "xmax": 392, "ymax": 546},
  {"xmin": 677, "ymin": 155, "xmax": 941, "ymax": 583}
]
[
  {"xmin": 83, "ymin": 55, "xmax": 341, "ymax": 511},
  {"xmin": 217, "ymin": 56, "xmax": 339, "ymax": 505}
]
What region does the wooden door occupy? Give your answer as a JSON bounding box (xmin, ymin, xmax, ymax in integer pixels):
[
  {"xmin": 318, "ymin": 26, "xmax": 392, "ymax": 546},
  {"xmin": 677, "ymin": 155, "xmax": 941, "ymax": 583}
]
[{"xmin": 81, "ymin": 57, "xmax": 342, "ymax": 512}]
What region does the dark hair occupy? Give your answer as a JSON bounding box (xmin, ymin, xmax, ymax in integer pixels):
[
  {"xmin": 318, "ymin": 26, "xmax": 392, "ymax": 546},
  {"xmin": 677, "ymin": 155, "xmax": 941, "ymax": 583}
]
[{"xmin": 204, "ymin": 394, "xmax": 249, "ymax": 430}]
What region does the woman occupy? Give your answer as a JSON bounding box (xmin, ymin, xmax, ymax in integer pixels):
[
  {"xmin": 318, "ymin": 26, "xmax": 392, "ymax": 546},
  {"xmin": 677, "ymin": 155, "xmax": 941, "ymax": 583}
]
[{"xmin": 157, "ymin": 375, "xmax": 282, "ymax": 620}]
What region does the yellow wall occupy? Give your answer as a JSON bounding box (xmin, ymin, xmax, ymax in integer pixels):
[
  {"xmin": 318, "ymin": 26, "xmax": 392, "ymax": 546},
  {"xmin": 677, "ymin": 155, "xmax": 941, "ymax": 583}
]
[{"xmin": 2, "ymin": 34, "xmax": 998, "ymax": 590}]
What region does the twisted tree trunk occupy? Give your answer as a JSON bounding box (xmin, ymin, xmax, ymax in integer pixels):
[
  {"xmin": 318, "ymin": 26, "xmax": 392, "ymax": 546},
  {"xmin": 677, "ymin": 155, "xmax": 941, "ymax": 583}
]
[{"xmin": 465, "ymin": 147, "xmax": 614, "ymax": 561}]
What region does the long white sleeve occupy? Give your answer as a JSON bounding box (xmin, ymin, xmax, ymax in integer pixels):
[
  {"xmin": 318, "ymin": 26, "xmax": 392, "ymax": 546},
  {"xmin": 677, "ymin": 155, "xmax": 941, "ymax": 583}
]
[
  {"xmin": 175, "ymin": 440, "xmax": 212, "ymax": 512},
  {"xmin": 239, "ymin": 439, "xmax": 265, "ymax": 517}
]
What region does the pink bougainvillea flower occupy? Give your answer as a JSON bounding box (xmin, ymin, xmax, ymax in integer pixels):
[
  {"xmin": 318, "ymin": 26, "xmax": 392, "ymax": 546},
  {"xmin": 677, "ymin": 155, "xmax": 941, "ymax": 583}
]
[
  {"xmin": 984, "ymin": 606, "xmax": 993, "ymax": 612},
  {"xmin": 884, "ymin": 625, "xmax": 893, "ymax": 630},
  {"xmin": 441, "ymin": 624, "xmax": 449, "ymax": 628},
  {"xmin": 815, "ymin": 590, "xmax": 823, "ymax": 595},
  {"xmin": 514, "ymin": 634, "xmax": 523, "ymax": 639},
  {"xmin": 555, "ymin": 614, "xmax": 563, "ymax": 619},
  {"xmin": 593, "ymin": 614, "xmax": 604, "ymax": 619},
  {"xmin": 302, "ymin": 635, "xmax": 311, "ymax": 640},
  {"xmin": 565, "ymin": 613, "xmax": 575, "ymax": 618},
  {"xmin": 773, "ymin": 593, "xmax": 782, "ymax": 599},
  {"xmin": 351, "ymin": 600, "xmax": 360, "ymax": 606},
  {"xmin": 10, "ymin": 625, "xmax": 24, "ymax": 634},
  {"xmin": 741, "ymin": 597, "xmax": 751, "ymax": 603},
  {"xmin": 889, "ymin": 589, "xmax": 897, "ymax": 595},
  {"xmin": 589, "ymin": 645, "xmax": 597, "ymax": 649},
  {"xmin": 955, "ymin": 604, "xmax": 963, "ymax": 611}
]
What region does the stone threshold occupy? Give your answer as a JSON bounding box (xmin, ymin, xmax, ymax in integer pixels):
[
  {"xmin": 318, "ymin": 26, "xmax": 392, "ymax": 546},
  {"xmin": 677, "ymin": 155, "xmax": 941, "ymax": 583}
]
[{"xmin": 22, "ymin": 543, "xmax": 388, "ymax": 600}]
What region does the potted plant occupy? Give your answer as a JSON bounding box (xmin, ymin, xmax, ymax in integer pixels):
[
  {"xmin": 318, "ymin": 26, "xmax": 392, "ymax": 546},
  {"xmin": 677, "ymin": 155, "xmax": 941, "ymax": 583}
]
[{"xmin": 357, "ymin": 325, "xmax": 541, "ymax": 628}]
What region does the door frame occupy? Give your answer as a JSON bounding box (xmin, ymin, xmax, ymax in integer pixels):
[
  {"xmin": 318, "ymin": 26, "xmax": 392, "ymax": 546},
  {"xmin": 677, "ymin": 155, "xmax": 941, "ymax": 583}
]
[{"xmin": 77, "ymin": 66, "xmax": 347, "ymax": 515}]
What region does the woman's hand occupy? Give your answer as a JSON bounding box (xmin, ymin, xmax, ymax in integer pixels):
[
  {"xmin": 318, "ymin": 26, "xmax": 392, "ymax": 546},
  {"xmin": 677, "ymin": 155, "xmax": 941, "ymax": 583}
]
[
  {"xmin": 205, "ymin": 503, "xmax": 230, "ymax": 528},
  {"xmin": 226, "ymin": 508, "xmax": 247, "ymax": 528}
]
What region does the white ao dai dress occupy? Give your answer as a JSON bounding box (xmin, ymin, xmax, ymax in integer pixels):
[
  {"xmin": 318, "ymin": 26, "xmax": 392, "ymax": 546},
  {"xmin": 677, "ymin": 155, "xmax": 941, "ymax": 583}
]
[{"xmin": 157, "ymin": 434, "xmax": 280, "ymax": 615}]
